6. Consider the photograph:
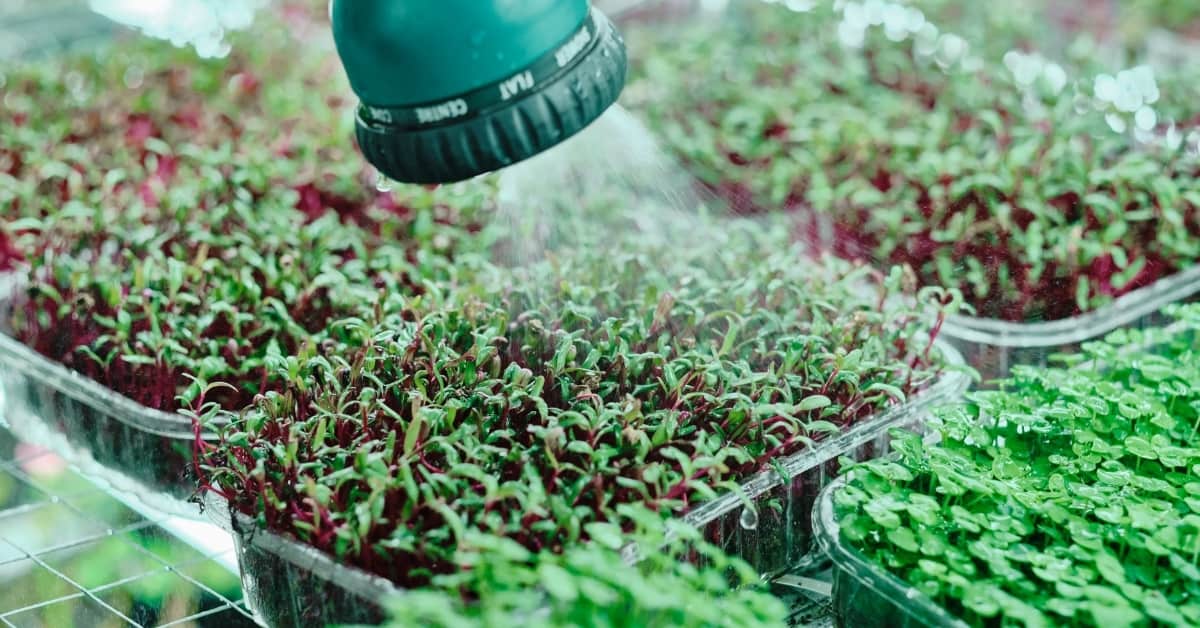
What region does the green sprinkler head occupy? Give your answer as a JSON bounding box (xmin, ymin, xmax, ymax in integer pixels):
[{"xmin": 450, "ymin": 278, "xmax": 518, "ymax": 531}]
[{"xmin": 330, "ymin": 1, "xmax": 628, "ymax": 184}]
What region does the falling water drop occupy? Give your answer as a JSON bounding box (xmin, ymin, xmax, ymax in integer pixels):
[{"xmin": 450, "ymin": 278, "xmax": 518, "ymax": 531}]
[
  {"xmin": 375, "ymin": 172, "xmax": 393, "ymax": 193},
  {"xmin": 1072, "ymin": 92, "xmax": 1091, "ymax": 115},
  {"xmin": 739, "ymin": 506, "xmax": 759, "ymax": 530}
]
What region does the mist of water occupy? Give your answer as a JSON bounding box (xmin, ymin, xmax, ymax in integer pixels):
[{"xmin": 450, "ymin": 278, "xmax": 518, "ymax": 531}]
[{"xmin": 494, "ymin": 104, "xmax": 712, "ymax": 269}]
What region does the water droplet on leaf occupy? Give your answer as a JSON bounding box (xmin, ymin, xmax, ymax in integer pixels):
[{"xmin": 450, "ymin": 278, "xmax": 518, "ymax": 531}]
[
  {"xmin": 739, "ymin": 506, "xmax": 759, "ymax": 530},
  {"xmin": 1072, "ymin": 93, "xmax": 1092, "ymax": 115}
]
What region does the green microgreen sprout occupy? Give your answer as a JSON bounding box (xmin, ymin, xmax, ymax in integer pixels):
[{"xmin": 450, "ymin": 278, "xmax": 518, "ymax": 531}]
[
  {"xmin": 371, "ymin": 503, "xmax": 788, "ymax": 628},
  {"xmin": 836, "ymin": 303, "xmax": 1200, "ymax": 627}
]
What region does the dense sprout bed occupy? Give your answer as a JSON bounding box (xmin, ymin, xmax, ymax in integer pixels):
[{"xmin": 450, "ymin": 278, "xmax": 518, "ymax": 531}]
[
  {"xmin": 200, "ymin": 216, "xmax": 956, "ymax": 590},
  {"xmin": 1118, "ymin": 0, "xmax": 1200, "ymax": 41},
  {"xmin": 378, "ymin": 504, "xmax": 788, "ymax": 627},
  {"xmin": 1, "ymin": 3, "xmax": 965, "ymax": 619},
  {"xmin": 628, "ymin": 1, "xmax": 1200, "ymax": 322},
  {"xmin": 836, "ymin": 304, "xmax": 1200, "ymax": 627},
  {"xmin": 1, "ymin": 6, "xmax": 491, "ymax": 412}
]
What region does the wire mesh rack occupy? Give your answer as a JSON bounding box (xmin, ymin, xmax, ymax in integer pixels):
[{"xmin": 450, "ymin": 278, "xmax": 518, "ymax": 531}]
[{"xmin": 0, "ymin": 413, "xmax": 257, "ymax": 627}]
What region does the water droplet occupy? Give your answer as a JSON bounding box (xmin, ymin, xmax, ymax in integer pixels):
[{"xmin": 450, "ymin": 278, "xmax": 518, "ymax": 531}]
[
  {"xmin": 123, "ymin": 66, "xmax": 145, "ymax": 89},
  {"xmin": 375, "ymin": 172, "xmax": 393, "ymax": 193},
  {"xmin": 1073, "ymin": 92, "xmax": 1092, "ymax": 115},
  {"xmin": 739, "ymin": 506, "xmax": 759, "ymax": 530}
]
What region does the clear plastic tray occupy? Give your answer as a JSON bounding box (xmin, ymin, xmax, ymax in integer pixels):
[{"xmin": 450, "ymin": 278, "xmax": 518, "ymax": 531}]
[
  {"xmin": 813, "ymin": 476, "xmax": 964, "ymax": 628},
  {"xmin": 940, "ymin": 264, "xmax": 1200, "ymax": 381},
  {"xmin": 204, "ymin": 340, "xmax": 969, "ymax": 628},
  {"xmin": 203, "ymin": 494, "xmax": 394, "ymax": 627},
  {"xmin": 812, "ymin": 322, "xmax": 1199, "ymax": 628},
  {"xmin": 0, "ymin": 277, "xmax": 216, "ymax": 507},
  {"xmin": 679, "ymin": 339, "xmax": 969, "ymax": 577},
  {"xmin": 611, "ymin": 0, "xmax": 1200, "ymax": 385}
]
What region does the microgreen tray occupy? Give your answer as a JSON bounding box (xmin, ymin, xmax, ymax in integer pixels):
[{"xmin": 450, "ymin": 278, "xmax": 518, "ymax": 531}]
[
  {"xmin": 0, "ymin": 278, "xmax": 215, "ymax": 507},
  {"xmin": 814, "ymin": 475, "xmax": 964, "ymax": 628},
  {"xmin": 203, "ymin": 339, "xmax": 968, "ymax": 628},
  {"xmin": 680, "ymin": 339, "xmax": 969, "ymax": 577},
  {"xmin": 940, "ymin": 263, "xmax": 1200, "ymax": 381},
  {"xmin": 814, "ymin": 316, "xmax": 1200, "ymax": 628}
]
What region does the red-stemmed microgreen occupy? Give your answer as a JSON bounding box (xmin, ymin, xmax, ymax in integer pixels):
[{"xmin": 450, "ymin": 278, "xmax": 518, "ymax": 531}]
[
  {"xmin": 627, "ymin": 1, "xmax": 1200, "ymax": 323},
  {"xmin": 199, "ymin": 213, "xmax": 958, "ymax": 590}
]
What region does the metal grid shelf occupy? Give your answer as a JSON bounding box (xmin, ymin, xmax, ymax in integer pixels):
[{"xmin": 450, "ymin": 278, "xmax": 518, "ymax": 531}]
[{"xmin": 0, "ymin": 420, "xmax": 257, "ymax": 628}]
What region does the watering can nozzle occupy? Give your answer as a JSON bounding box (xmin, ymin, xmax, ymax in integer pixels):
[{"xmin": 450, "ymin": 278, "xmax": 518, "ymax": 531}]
[{"xmin": 332, "ymin": 1, "xmax": 628, "ymax": 184}]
